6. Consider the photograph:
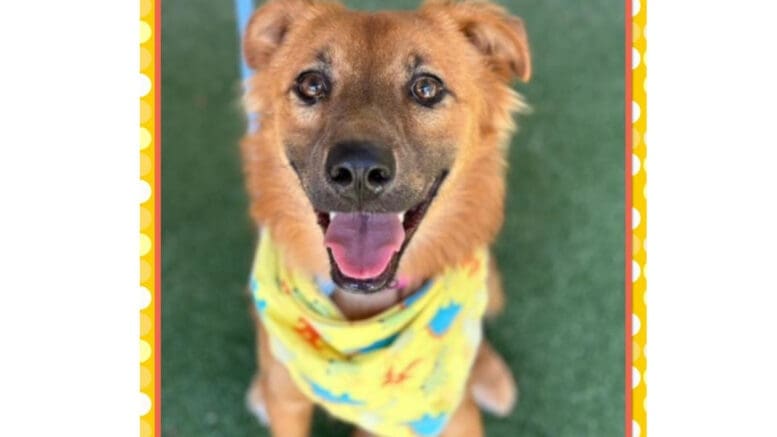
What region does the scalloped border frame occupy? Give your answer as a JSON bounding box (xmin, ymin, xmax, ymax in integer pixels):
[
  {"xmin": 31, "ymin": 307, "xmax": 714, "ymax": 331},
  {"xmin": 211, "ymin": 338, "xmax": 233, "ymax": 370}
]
[
  {"xmin": 630, "ymin": 0, "xmax": 647, "ymax": 436},
  {"xmin": 139, "ymin": 0, "xmax": 646, "ymax": 435},
  {"xmin": 139, "ymin": 0, "xmax": 160, "ymax": 435}
]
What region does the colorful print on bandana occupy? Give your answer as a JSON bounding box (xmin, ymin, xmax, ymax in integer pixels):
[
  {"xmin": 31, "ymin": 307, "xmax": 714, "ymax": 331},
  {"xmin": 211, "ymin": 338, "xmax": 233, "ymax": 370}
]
[{"xmin": 251, "ymin": 232, "xmax": 488, "ymax": 437}]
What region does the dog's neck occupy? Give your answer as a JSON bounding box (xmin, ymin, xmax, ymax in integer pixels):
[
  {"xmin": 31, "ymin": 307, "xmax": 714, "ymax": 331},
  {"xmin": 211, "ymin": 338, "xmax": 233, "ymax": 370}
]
[{"xmin": 332, "ymin": 278, "xmax": 425, "ymax": 320}]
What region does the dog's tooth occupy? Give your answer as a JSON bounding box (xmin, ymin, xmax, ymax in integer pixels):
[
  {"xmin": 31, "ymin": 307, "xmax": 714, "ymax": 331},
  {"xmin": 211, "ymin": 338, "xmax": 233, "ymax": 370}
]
[
  {"xmin": 330, "ymin": 212, "xmax": 337, "ymax": 220},
  {"xmin": 398, "ymin": 212, "xmax": 406, "ymax": 222}
]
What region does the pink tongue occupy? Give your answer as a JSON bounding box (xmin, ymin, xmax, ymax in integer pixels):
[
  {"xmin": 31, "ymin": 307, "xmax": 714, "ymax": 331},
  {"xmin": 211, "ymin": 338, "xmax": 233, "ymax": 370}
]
[{"xmin": 324, "ymin": 213, "xmax": 405, "ymax": 280}]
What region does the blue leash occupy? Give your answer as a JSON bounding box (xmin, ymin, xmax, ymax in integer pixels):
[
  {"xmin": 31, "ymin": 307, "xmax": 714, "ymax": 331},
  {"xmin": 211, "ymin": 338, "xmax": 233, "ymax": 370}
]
[{"xmin": 235, "ymin": 0, "xmax": 259, "ymax": 132}]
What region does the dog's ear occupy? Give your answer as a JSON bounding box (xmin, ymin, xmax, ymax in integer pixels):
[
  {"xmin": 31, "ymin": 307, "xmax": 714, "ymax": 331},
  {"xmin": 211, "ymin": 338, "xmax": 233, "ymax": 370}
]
[
  {"xmin": 243, "ymin": 0, "xmax": 327, "ymax": 70},
  {"xmin": 423, "ymin": 0, "xmax": 531, "ymax": 82}
]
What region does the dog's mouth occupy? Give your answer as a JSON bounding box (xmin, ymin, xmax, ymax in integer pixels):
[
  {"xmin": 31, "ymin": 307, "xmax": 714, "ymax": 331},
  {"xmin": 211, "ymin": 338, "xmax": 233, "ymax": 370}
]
[{"xmin": 315, "ymin": 172, "xmax": 447, "ymax": 294}]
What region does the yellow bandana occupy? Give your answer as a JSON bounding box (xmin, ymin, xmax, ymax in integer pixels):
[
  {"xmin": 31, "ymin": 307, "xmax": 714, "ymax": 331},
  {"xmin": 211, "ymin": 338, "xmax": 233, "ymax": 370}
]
[{"xmin": 250, "ymin": 231, "xmax": 488, "ymax": 437}]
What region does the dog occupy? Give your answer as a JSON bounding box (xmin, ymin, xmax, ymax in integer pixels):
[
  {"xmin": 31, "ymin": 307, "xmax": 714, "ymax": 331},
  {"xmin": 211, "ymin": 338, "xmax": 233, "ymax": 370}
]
[{"xmin": 239, "ymin": 1, "xmax": 531, "ymax": 435}]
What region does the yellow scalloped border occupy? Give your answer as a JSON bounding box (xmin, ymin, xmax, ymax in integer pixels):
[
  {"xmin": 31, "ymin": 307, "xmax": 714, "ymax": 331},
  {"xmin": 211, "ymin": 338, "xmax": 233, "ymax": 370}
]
[
  {"xmin": 631, "ymin": 0, "xmax": 647, "ymax": 435},
  {"xmin": 139, "ymin": 0, "xmax": 157, "ymax": 436}
]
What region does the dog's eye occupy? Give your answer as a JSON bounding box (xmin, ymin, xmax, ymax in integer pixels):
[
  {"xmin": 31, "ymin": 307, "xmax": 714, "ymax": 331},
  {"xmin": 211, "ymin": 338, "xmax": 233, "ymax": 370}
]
[
  {"xmin": 410, "ymin": 75, "xmax": 446, "ymax": 107},
  {"xmin": 295, "ymin": 71, "xmax": 330, "ymax": 104}
]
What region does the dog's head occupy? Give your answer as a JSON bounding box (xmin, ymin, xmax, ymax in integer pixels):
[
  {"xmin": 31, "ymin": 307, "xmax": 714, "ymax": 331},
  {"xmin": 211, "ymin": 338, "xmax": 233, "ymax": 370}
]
[{"xmin": 242, "ymin": 0, "xmax": 530, "ymax": 293}]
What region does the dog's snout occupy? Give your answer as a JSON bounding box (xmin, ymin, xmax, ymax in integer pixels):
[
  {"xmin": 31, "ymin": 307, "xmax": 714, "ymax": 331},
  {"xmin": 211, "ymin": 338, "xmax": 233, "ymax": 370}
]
[{"xmin": 325, "ymin": 141, "xmax": 396, "ymax": 201}]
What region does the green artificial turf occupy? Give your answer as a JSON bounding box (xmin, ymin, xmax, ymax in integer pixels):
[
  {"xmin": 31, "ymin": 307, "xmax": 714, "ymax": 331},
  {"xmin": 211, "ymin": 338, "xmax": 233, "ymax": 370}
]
[{"xmin": 161, "ymin": 0, "xmax": 625, "ymax": 436}]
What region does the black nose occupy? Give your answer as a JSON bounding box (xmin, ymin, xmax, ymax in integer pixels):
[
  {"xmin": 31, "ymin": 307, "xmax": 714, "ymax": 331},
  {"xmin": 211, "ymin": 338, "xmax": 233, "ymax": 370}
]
[{"xmin": 325, "ymin": 141, "xmax": 396, "ymax": 201}]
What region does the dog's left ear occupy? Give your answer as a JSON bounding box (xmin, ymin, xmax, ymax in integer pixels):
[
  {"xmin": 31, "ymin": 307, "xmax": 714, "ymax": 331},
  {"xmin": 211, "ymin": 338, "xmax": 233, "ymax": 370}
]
[{"xmin": 423, "ymin": 0, "xmax": 531, "ymax": 82}]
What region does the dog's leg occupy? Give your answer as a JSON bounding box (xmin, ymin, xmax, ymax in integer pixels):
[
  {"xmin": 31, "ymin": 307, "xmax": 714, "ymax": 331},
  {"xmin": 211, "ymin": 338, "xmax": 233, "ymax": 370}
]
[
  {"xmin": 469, "ymin": 340, "xmax": 517, "ymax": 417},
  {"xmin": 475, "ymin": 251, "xmax": 518, "ymax": 414},
  {"xmin": 247, "ymin": 315, "xmax": 314, "ymax": 436},
  {"xmin": 246, "ymin": 373, "xmax": 270, "ymax": 426},
  {"xmin": 475, "ymin": 252, "xmax": 519, "ymax": 416},
  {"xmin": 246, "ymin": 294, "xmax": 271, "ymax": 426},
  {"xmin": 350, "ymin": 394, "xmax": 490, "ymax": 437},
  {"xmin": 350, "ymin": 427, "xmax": 374, "ymax": 437},
  {"xmin": 485, "ymin": 253, "xmax": 505, "ymax": 317},
  {"xmin": 441, "ymin": 394, "xmax": 484, "ymax": 437}
]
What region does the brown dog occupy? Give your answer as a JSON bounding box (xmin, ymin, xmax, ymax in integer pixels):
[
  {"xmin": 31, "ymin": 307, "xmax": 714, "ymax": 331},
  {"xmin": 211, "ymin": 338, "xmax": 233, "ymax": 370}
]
[{"xmin": 240, "ymin": 0, "xmax": 531, "ymax": 435}]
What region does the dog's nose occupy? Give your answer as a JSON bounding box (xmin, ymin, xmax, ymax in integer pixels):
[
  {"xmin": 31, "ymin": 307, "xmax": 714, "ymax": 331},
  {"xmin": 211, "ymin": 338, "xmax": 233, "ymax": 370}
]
[{"xmin": 325, "ymin": 141, "xmax": 395, "ymax": 201}]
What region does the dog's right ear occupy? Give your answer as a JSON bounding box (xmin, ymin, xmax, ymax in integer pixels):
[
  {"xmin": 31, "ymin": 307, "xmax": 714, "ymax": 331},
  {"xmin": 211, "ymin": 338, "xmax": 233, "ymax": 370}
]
[{"xmin": 243, "ymin": 0, "xmax": 324, "ymax": 70}]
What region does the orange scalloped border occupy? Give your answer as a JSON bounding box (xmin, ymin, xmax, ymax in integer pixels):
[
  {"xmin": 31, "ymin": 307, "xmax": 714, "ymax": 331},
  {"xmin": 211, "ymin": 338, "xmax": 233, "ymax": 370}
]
[{"xmin": 139, "ymin": 0, "xmax": 159, "ymax": 435}]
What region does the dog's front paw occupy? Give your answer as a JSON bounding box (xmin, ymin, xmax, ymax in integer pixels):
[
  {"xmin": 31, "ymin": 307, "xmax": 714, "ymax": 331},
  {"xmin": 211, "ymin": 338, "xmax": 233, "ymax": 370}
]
[
  {"xmin": 245, "ymin": 374, "xmax": 270, "ymax": 426},
  {"xmin": 470, "ymin": 341, "xmax": 518, "ymax": 417}
]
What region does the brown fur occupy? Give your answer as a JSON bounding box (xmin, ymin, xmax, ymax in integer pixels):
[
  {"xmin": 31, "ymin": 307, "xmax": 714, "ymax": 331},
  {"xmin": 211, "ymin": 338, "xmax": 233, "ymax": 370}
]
[{"xmin": 240, "ymin": 0, "xmax": 531, "ymax": 434}]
